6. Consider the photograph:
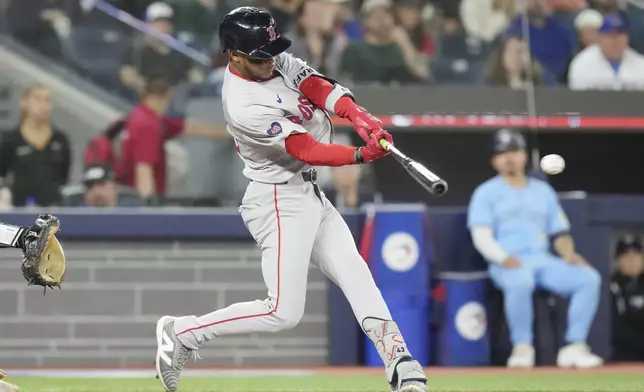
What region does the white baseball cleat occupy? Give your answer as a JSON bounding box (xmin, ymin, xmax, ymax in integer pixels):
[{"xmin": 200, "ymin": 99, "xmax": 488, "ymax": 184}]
[
  {"xmin": 387, "ymin": 357, "xmax": 428, "ymax": 392},
  {"xmin": 557, "ymin": 343, "xmax": 603, "ymax": 369},
  {"xmin": 154, "ymin": 316, "xmax": 199, "ymax": 392},
  {"xmin": 507, "ymin": 344, "xmax": 535, "ymax": 369}
]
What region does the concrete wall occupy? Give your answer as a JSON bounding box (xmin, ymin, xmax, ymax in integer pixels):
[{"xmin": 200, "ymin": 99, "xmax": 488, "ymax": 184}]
[{"xmin": 0, "ymin": 241, "xmax": 329, "ymax": 367}]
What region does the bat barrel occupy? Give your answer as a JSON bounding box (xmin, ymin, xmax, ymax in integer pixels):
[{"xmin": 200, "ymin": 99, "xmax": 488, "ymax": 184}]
[{"xmin": 429, "ymin": 179, "xmax": 448, "ymax": 196}]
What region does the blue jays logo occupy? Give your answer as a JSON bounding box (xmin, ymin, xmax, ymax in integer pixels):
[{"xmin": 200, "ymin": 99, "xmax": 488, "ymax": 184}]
[{"xmin": 267, "ymin": 122, "xmax": 283, "ymax": 136}]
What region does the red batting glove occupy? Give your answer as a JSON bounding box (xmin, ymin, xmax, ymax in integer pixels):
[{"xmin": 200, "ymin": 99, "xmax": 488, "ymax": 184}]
[
  {"xmin": 355, "ymin": 133, "xmax": 390, "ymax": 163},
  {"xmin": 370, "ymin": 128, "xmax": 393, "ymax": 147},
  {"xmin": 348, "ymin": 106, "xmax": 383, "ymax": 143},
  {"xmin": 335, "ymin": 97, "xmax": 383, "ymax": 143}
]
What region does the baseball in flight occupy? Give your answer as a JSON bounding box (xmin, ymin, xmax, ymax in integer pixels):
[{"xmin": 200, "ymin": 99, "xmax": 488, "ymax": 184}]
[{"xmin": 540, "ymin": 154, "xmax": 565, "ymax": 175}]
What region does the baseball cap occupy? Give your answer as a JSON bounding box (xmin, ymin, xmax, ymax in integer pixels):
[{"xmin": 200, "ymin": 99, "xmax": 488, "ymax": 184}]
[
  {"xmin": 146, "ymin": 2, "xmax": 174, "ymax": 22},
  {"xmin": 492, "ymin": 128, "xmax": 526, "ymax": 155},
  {"xmin": 83, "ymin": 164, "xmax": 115, "ymax": 187},
  {"xmin": 615, "ymin": 235, "xmax": 642, "ymax": 257},
  {"xmin": 599, "ymin": 13, "xmax": 629, "ymax": 34},
  {"xmin": 361, "ymin": 0, "xmax": 392, "ymax": 15},
  {"xmin": 574, "ymin": 9, "xmax": 603, "ymax": 31}
]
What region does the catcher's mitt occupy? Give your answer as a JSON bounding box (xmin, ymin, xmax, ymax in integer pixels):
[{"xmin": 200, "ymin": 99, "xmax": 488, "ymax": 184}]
[{"xmin": 19, "ymin": 214, "xmax": 66, "ymax": 294}]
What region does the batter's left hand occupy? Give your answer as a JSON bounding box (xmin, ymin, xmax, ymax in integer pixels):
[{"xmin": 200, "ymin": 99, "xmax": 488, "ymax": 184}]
[{"xmin": 564, "ymin": 252, "xmax": 587, "ymax": 265}]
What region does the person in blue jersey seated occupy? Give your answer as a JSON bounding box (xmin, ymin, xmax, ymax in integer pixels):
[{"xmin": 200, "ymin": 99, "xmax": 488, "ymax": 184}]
[
  {"xmin": 62, "ymin": 164, "xmax": 142, "ymax": 208},
  {"xmin": 467, "ymin": 128, "xmax": 602, "ymax": 369}
]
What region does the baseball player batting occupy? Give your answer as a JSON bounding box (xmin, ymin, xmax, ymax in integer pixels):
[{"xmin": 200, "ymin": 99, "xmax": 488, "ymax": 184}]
[{"xmin": 154, "ymin": 6, "xmax": 427, "ymax": 392}]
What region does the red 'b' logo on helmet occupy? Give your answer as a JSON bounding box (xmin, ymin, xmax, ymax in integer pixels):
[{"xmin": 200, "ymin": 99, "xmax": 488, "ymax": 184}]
[{"xmin": 267, "ymin": 26, "xmax": 277, "ymax": 42}]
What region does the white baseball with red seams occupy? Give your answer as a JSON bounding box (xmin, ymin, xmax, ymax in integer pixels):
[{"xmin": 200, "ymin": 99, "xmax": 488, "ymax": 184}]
[{"xmin": 168, "ymin": 52, "xmax": 423, "ymax": 387}]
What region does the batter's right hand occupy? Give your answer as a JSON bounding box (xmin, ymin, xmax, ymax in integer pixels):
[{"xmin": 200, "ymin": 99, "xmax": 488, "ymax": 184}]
[
  {"xmin": 371, "ymin": 129, "xmax": 393, "ymax": 148},
  {"xmin": 500, "ymin": 256, "xmax": 522, "ymax": 269},
  {"xmin": 355, "ymin": 134, "xmax": 389, "ymax": 163}
]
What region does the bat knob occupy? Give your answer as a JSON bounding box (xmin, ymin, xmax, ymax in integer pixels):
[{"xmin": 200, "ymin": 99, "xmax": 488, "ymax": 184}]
[{"xmin": 431, "ymin": 180, "xmax": 448, "ymax": 197}]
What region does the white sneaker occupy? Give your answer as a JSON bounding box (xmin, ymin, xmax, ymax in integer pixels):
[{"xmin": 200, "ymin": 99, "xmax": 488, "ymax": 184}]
[
  {"xmin": 507, "ymin": 344, "xmax": 535, "ymax": 368},
  {"xmin": 557, "ymin": 343, "xmax": 603, "ymax": 369}
]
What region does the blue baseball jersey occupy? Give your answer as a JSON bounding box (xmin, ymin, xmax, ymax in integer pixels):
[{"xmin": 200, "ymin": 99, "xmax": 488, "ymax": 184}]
[{"xmin": 467, "ymin": 176, "xmax": 570, "ymax": 256}]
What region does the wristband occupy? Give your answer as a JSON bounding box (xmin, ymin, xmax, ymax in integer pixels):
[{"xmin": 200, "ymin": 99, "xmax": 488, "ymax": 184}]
[{"xmin": 354, "ymin": 147, "xmax": 364, "ymax": 164}]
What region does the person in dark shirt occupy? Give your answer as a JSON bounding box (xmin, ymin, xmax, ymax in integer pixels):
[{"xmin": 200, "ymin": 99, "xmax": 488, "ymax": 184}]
[
  {"xmin": 339, "ymin": 0, "xmax": 429, "ymax": 85},
  {"xmin": 119, "ymin": 2, "xmax": 204, "ymax": 93},
  {"xmin": 62, "ymin": 164, "xmax": 141, "ymax": 208},
  {"xmin": 0, "ymin": 84, "xmax": 71, "ymax": 207},
  {"xmin": 611, "ymin": 235, "xmax": 644, "ymax": 362},
  {"xmin": 6, "ymin": 0, "xmax": 66, "ymax": 60}
]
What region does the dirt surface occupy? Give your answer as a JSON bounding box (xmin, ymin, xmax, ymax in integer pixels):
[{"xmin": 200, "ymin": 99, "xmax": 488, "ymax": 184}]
[
  {"xmin": 4, "ymin": 364, "xmax": 642, "ymax": 375},
  {"xmin": 312, "ymin": 364, "xmax": 644, "ymax": 376}
]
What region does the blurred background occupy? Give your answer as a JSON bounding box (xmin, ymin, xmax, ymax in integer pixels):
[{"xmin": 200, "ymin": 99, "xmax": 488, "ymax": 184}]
[{"xmin": 0, "ymin": 0, "xmax": 643, "ymax": 371}]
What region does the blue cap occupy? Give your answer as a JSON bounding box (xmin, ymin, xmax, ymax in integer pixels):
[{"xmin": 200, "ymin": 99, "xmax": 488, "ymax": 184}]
[{"xmin": 599, "ymin": 13, "xmax": 629, "ymax": 34}]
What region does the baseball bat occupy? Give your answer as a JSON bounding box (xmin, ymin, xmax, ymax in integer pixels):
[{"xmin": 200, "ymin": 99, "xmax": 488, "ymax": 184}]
[{"xmin": 379, "ymin": 139, "xmax": 448, "ymax": 197}]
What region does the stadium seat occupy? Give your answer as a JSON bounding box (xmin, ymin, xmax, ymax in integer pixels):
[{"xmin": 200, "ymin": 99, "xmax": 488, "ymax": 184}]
[{"xmin": 488, "ymin": 284, "xmax": 570, "ymax": 366}]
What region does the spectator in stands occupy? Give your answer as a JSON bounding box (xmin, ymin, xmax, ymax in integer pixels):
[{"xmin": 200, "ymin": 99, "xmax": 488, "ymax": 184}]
[
  {"xmin": 0, "ymin": 84, "xmax": 71, "ymax": 208},
  {"xmin": 432, "ymin": 6, "xmax": 490, "ymax": 84},
  {"xmin": 394, "ymin": 0, "xmax": 435, "ymax": 57},
  {"xmin": 119, "ymin": 2, "xmax": 204, "ymax": 94},
  {"xmin": 6, "ymin": 0, "xmax": 67, "ymax": 60},
  {"xmin": 574, "ymin": 8, "xmax": 604, "ymax": 49},
  {"xmin": 118, "ymin": 75, "xmax": 227, "ymax": 205},
  {"xmin": 590, "ymin": 0, "xmax": 623, "ymax": 14},
  {"xmin": 266, "ymin": 0, "xmax": 306, "ymax": 35},
  {"xmin": 547, "ymin": 0, "xmax": 588, "ymax": 28},
  {"xmin": 467, "ymin": 128, "xmax": 602, "ymax": 369},
  {"xmin": 485, "ymin": 37, "xmax": 554, "ymax": 88},
  {"xmin": 505, "ymin": 0, "xmax": 576, "ymax": 80},
  {"xmin": 339, "ymin": 0, "xmax": 429, "ymax": 85},
  {"xmin": 286, "ymin": 0, "xmax": 350, "ymax": 77},
  {"xmin": 559, "ymin": 9, "xmax": 603, "ymax": 84},
  {"xmin": 430, "ymin": 0, "xmax": 462, "ymax": 22},
  {"xmin": 460, "ymin": 0, "xmax": 516, "ymax": 44},
  {"xmin": 62, "ymin": 164, "xmax": 141, "ymax": 208},
  {"xmin": 568, "ymin": 13, "xmax": 644, "ymax": 90},
  {"xmin": 624, "ymin": 0, "xmax": 644, "ymax": 54},
  {"xmin": 611, "ymin": 235, "xmax": 644, "ymax": 362}
]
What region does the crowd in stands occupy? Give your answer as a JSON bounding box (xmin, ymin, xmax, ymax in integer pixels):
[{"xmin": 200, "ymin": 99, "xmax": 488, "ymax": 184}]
[
  {"xmin": 2, "ymin": 0, "xmax": 644, "ymax": 209},
  {"xmin": 3, "ymin": 0, "xmax": 644, "ymax": 94}
]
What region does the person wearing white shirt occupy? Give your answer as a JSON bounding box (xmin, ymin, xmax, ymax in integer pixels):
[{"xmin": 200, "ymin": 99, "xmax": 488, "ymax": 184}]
[{"xmin": 568, "ymin": 13, "xmax": 644, "ymax": 90}]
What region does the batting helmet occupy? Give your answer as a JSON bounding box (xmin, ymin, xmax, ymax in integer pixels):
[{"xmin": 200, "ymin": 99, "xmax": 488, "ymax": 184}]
[
  {"xmin": 218, "ymin": 7, "xmax": 292, "ymax": 59},
  {"xmin": 492, "ymin": 128, "xmax": 526, "ymax": 155}
]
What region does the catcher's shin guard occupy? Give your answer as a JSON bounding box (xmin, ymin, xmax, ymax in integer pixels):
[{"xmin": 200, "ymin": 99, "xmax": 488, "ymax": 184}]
[{"xmin": 155, "ymin": 316, "xmax": 200, "ymax": 392}]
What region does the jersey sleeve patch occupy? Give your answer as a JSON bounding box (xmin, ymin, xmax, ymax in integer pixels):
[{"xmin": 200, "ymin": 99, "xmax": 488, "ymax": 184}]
[{"xmin": 266, "ymin": 122, "xmax": 283, "ymax": 136}]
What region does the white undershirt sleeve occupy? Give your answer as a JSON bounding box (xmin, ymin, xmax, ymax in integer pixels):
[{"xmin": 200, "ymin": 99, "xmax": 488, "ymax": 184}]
[{"xmin": 470, "ymin": 226, "xmax": 509, "ymax": 264}]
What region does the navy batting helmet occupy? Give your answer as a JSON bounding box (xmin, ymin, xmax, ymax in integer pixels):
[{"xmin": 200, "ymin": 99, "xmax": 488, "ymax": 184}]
[
  {"xmin": 218, "ymin": 7, "xmax": 292, "ymax": 59},
  {"xmin": 492, "ymin": 128, "xmax": 526, "ymax": 155}
]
